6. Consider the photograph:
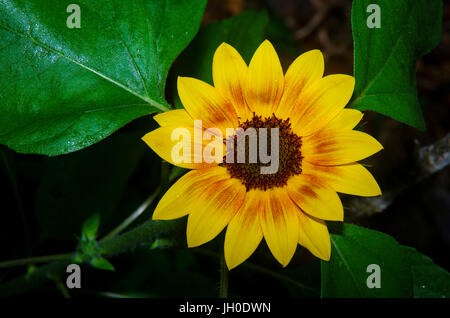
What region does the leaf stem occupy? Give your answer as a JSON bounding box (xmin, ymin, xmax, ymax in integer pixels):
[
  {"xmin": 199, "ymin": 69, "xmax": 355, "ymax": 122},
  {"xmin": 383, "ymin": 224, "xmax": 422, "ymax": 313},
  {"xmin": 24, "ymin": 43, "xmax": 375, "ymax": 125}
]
[
  {"xmin": 0, "ymin": 186, "xmax": 162, "ymax": 270},
  {"xmin": 0, "ymin": 253, "xmax": 72, "ymax": 269},
  {"xmin": 100, "ymin": 187, "xmax": 160, "ymax": 242},
  {"xmin": 196, "ymin": 248, "xmax": 319, "ymax": 296},
  {"xmin": 49, "ymin": 274, "xmax": 72, "ymax": 298},
  {"xmin": 219, "ymin": 249, "xmax": 229, "ymax": 298}
]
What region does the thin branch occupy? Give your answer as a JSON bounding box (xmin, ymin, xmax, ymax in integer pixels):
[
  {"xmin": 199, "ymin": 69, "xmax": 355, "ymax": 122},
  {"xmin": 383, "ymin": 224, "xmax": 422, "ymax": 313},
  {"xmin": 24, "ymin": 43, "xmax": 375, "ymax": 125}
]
[
  {"xmin": 293, "ymin": 0, "xmax": 330, "ymax": 40},
  {"xmin": 417, "ymin": 134, "xmax": 450, "ymax": 179},
  {"xmin": 0, "ymin": 187, "xmax": 162, "ymax": 270},
  {"xmin": 219, "ymin": 252, "xmax": 229, "ymax": 298},
  {"xmin": 0, "ymin": 215, "xmax": 180, "ymax": 296},
  {"xmin": 218, "ymin": 238, "xmax": 229, "ymax": 298},
  {"xmin": 49, "ymin": 274, "xmax": 72, "ymax": 298},
  {"xmin": 100, "ymin": 187, "xmax": 160, "ymax": 243},
  {"xmin": 346, "ymin": 133, "xmax": 450, "ymax": 218},
  {"xmin": 0, "ymin": 253, "xmax": 72, "ymax": 269}
]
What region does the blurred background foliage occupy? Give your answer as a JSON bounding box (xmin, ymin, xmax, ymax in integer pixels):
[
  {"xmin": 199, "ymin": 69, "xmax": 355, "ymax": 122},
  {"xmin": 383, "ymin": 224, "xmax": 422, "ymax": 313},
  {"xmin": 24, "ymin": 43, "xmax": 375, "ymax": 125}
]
[{"xmin": 0, "ymin": 0, "xmax": 449, "ymax": 297}]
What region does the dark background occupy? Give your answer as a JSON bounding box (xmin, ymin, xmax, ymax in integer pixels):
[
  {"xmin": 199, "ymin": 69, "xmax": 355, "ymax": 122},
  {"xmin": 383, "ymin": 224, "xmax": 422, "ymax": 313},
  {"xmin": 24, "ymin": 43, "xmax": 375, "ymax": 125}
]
[{"xmin": 0, "ymin": 0, "xmax": 448, "ymax": 297}]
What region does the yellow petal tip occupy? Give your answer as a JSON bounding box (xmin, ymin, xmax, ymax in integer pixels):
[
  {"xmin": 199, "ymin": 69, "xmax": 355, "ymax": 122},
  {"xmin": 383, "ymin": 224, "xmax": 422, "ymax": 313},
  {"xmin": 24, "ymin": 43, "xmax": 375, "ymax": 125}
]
[
  {"xmin": 225, "ymin": 259, "xmax": 238, "ymax": 271},
  {"xmin": 151, "ymin": 208, "xmax": 164, "ymax": 220},
  {"xmin": 257, "ymin": 39, "xmax": 275, "ymax": 51},
  {"xmin": 186, "ymin": 232, "xmax": 203, "ymax": 248},
  {"xmin": 374, "ymin": 140, "xmax": 384, "ymax": 153},
  {"xmin": 305, "ymin": 48, "xmax": 323, "ymax": 59},
  {"xmin": 141, "ymin": 131, "xmax": 154, "ymax": 147},
  {"xmin": 217, "ymin": 41, "xmax": 232, "ymax": 50},
  {"xmin": 321, "ymin": 253, "xmax": 331, "ymax": 262},
  {"xmin": 176, "ymin": 76, "xmax": 190, "ymax": 89},
  {"xmin": 187, "ymin": 240, "xmax": 201, "ymax": 249}
]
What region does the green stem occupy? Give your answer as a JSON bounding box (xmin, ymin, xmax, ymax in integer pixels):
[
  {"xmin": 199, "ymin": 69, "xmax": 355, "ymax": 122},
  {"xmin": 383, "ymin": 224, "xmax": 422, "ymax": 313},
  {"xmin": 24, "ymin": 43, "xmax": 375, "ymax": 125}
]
[
  {"xmin": 0, "ymin": 190, "xmax": 176, "ymax": 272},
  {"xmin": 0, "ymin": 217, "xmax": 180, "ymax": 296},
  {"xmin": 243, "ymin": 262, "xmax": 319, "ymax": 295},
  {"xmin": 196, "ymin": 248, "xmax": 319, "ymax": 296},
  {"xmin": 219, "ymin": 251, "xmax": 229, "ymax": 298},
  {"xmin": 100, "ymin": 187, "xmax": 160, "ymax": 242},
  {"xmin": 49, "ymin": 274, "xmax": 72, "ymax": 298},
  {"xmin": 0, "ymin": 253, "xmax": 72, "ymax": 269}
]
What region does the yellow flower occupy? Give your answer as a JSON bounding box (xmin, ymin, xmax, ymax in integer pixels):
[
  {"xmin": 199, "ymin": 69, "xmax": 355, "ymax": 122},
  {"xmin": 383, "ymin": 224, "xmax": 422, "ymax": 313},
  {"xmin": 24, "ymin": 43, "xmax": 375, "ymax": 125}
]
[{"xmin": 142, "ymin": 40, "xmax": 383, "ymax": 270}]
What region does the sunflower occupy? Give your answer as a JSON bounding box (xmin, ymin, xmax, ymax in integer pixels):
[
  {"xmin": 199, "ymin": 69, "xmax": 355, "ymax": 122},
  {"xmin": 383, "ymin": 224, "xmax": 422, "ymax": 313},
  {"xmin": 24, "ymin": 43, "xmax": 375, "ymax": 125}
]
[{"xmin": 142, "ymin": 40, "xmax": 383, "ymax": 270}]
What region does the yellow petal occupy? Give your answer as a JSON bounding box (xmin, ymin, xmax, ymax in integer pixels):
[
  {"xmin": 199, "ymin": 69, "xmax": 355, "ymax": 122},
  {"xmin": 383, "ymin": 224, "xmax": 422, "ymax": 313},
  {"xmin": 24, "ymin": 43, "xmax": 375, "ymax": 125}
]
[
  {"xmin": 186, "ymin": 172, "xmax": 246, "ymax": 247},
  {"xmin": 152, "ymin": 167, "xmax": 229, "ymax": 220},
  {"xmin": 290, "ymin": 75, "xmax": 355, "ymax": 136},
  {"xmin": 297, "ymin": 212, "xmax": 331, "ymax": 261},
  {"xmin": 213, "ymin": 42, "xmax": 252, "ymax": 121},
  {"xmin": 142, "ymin": 125, "xmax": 224, "ymax": 170},
  {"xmin": 277, "ymin": 50, "xmax": 324, "ymax": 119},
  {"xmin": 286, "ymin": 174, "xmax": 344, "ymax": 221},
  {"xmin": 153, "ymin": 109, "xmax": 193, "ymax": 127},
  {"xmin": 302, "ymin": 129, "xmax": 383, "ymax": 166},
  {"xmin": 324, "ymin": 109, "xmax": 363, "ymax": 131},
  {"xmin": 302, "ymin": 161, "xmax": 381, "ymax": 197},
  {"xmin": 245, "ymin": 40, "xmax": 284, "ymax": 117},
  {"xmin": 224, "ymin": 190, "xmax": 264, "ymax": 270},
  {"xmin": 177, "ymin": 76, "xmax": 239, "ymax": 133},
  {"xmin": 260, "ymin": 188, "xmax": 299, "ymax": 267}
]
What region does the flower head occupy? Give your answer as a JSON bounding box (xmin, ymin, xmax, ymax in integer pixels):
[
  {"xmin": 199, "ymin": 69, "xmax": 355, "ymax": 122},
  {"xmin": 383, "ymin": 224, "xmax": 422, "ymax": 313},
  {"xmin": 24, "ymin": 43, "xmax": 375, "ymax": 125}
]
[{"xmin": 142, "ymin": 40, "xmax": 383, "ymax": 269}]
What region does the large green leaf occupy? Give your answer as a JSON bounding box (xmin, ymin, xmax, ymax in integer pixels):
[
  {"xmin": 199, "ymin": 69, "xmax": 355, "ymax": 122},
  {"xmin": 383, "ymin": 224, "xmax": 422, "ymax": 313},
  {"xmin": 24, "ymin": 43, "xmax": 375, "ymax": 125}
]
[
  {"xmin": 321, "ymin": 223, "xmax": 413, "ymax": 297},
  {"xmin": 403, "ymin": 246, "xmax": 450, "ymax": 298},
  {"xmin": 171, "ymin": 10, "xmax": 269, "ymax": 108},
  {"xmin": 350, "ymin": 0, "xmax": 442, "ymax": 130},
  {"xmin": 0, "ymin": 0, "xmax": 206, "ymax": 155}
]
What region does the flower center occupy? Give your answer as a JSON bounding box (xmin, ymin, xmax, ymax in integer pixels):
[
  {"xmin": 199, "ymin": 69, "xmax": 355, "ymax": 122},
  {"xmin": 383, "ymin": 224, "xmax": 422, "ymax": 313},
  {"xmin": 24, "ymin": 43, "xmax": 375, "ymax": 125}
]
[{"xmin": 223, "ymin": 114, "xmax": 303, "ymax": 191}]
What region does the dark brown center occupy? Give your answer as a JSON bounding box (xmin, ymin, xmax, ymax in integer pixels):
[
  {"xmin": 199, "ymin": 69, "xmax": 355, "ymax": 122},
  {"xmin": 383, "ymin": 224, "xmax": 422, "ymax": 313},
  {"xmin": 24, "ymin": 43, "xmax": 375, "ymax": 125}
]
[{"xmin": 223, "ymin": 114, "xmax": 303, "ymax": 191}]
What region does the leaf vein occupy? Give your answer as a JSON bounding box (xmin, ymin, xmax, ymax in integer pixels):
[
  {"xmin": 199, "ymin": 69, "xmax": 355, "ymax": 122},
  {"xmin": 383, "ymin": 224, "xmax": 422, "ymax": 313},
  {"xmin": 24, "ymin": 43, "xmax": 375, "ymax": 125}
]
[
  {"xmin": 0, "ymin": 23, "xmax": 169, "ymax": 113},
  {"xmin": 331, "ymin": 236, "xmax": 364, "ymax": 296}
]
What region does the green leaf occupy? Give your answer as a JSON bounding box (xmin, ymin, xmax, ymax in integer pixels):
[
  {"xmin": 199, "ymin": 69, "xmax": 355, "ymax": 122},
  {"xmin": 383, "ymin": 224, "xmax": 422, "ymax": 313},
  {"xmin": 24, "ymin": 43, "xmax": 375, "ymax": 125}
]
[
  {"xmin": 0, "ymin": 0, "xmax": 206, "ymax": 155},
  {"xmin": 171, "ymin": 10, "xmax": 269, "ymax": 108},
  {"xmin": 403, "ymin": 246, "xmax": 450, "ymax": 298},
  {"xmin": 321, "ymin": 223, "xmax": 413, "ymax": 297},
  {"xmin": 350, "ymin": 0, "xmax": 442, "ymax": 130},
  {"xmin": 81, "ymin": 213, "xmax": 100, "ymax": 241},
  {"xmin": 91, "ymin": 256, "xmax": 115, "ymax": 271}
]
